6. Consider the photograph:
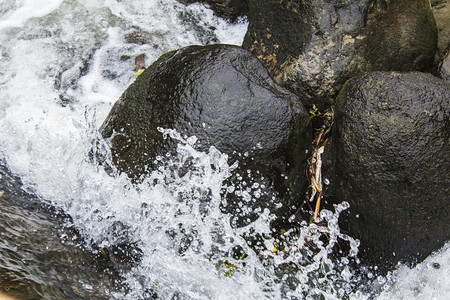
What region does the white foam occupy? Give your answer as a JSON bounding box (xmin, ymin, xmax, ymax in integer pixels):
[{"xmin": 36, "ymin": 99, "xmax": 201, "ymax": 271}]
[
  {"xmin": 0, "ymin": 0, "xmax": 63, "ymax": 30},
  {"xmin": 376, "ymin": 242, "xmax": 450, "ymax": 299}
]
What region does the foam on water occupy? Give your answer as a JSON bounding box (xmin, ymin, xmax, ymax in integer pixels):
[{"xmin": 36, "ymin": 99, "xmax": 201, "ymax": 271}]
[
  {"xmin": 0, "ymin": 0, "xmax": 64, "ymax": 30},
  {"xmin": 374, "ymin": 242, "xmax": 450, "ymax": 299},
  {"xmin": 0, "ymin": 0, "xmax": 448, "ymax": 299}
]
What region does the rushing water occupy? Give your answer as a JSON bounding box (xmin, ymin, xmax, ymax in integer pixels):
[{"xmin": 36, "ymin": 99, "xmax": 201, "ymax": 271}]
[{"xmin": 0, "ymin": 1, "xmax": 449, "ymax": 299}]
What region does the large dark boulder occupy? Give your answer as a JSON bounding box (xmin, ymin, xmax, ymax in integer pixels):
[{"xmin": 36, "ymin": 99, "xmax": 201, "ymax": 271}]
[
  {"xmin": 329, "ymin": 71, "xmax": 450, "ymax": 270},
  {"xmin": 100, "ymin": 44, "xmax": 312, "ymax": 228},
  {"xmin": 178, "ymin": 0, "xmax": 248, "ymax": 22},
  {"xmin": 242, "ymin": 0, "xmax": 437, "ymax": 108}
]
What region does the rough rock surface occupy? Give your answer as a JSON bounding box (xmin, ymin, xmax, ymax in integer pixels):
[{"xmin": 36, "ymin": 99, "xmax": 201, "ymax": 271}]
[
  {"xmin": 330, "ymin": 71, "xmax": 450, "ymax": 269},
  {"xmin": 100, "ymin": 44, "xmax": 312, "ymax": 227},
  {"xmin": 243, "ymin": 0, "xmax": 437, "ymax": 108}
]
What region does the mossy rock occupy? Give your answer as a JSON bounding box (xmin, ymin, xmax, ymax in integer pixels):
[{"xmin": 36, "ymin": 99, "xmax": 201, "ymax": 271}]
[
  {"xmin": 362, "ymin": 0, "xmax": 437, "ymax": 71},
  {"xmin": 438, "ymin": 44, "xmax": 450, "ymax": 81}
]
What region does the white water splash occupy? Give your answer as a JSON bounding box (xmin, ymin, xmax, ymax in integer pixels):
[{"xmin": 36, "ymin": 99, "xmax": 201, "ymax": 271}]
[{"xmin": 375, "ymin": 242, "xmax": 450, "ymax": 299}]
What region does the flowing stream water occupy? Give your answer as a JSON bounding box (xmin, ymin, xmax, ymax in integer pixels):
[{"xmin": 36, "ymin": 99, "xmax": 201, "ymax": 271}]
[{"xmin": 0, "ymin": 1, "xmax": 449, "ymax": 299}]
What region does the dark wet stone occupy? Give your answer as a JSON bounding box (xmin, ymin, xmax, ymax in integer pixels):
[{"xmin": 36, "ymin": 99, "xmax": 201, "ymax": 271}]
[
  {"xmin": 178, "ymin": 0, "xmax": 248, "ymax": 22},
  {"xmin": 242, "ymin": 0, "xmax": 437, "ymax": 108},
  {"xmin": 329, "ymin": 71, "xmax": 450, "ymax": 271},
  {"xmin": 124, "ymin": 26, "xmax": 153, "ymax": 45},
  {"xmin": 100, "ymin": 44, "xmax": 312, "ymax": 228}
]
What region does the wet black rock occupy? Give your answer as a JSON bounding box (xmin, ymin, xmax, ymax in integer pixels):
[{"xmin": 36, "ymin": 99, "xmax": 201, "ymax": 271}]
[
  {"xmin": 178, "ymin": 0, "xmax": 248, "ymax": 22},
  {"xmin": 242, "ymin": 0, "xmax": 437, "ymax": 108},
  {"xmin": 329, "ymin": 71, "xmax": 450, "ymax": 270},
  {"xmin": 100, "ymin": 44, "xmax": 312, "ymax": 228}
]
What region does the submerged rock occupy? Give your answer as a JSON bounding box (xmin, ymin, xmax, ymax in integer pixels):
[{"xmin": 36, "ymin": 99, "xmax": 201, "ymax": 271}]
[
  {"xmin": 330, "ymin": 71, "xmax": 450, "ymax": 270},
  {"xmin": 0, "ymin": 164, "xmax": 121, "ymax": 299},
  {"xmin": 242, "ymin": 0, "xmax": 437, "ymax": 108},
  {"xmin": 178, "ymin": 0, "xmax": 248, "ymax": 22},
  {"xmin": 100, "ymin": 44, "xmax": 311, "ymax": 228}
]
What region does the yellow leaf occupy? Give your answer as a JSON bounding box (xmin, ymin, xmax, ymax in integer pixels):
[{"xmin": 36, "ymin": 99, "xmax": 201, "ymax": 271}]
[{"xmin": 134, "ymin": 69, "xmax": 145, "ymax": 77}]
